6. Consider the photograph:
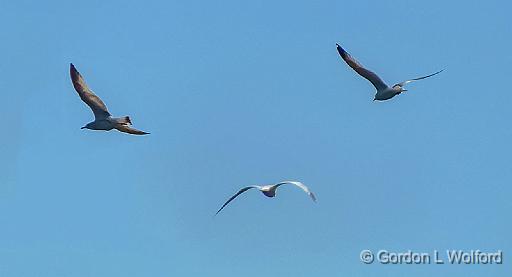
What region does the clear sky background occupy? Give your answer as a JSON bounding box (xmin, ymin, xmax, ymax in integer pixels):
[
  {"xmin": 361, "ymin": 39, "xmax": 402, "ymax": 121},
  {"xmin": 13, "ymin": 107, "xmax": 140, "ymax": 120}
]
[{"xmin": 1, "ymin": 0, "xmax": 511, "ymax": 276}]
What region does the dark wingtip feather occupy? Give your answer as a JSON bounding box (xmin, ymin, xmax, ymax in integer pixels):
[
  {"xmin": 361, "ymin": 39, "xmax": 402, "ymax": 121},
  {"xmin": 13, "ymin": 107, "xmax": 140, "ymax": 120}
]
[
  {"xmin": 336, "ymin": 43, "xmax": 347, "ymax": 58},
  {"xmin": 135, "ymin": 130, "xmax": 150, "ymax": 135},
  {"xmin": 69, "ymin": 63, "xmax": 80, "ymax": 86},
  {"xmin": 310, "ymin": 192, "xmax": 317, "ymax": 202},
  {"xmin": 69, "ymin": 63, "xmax": 79, "ymax": 77},
  {"xmin": 215, "ymin": 204, "xmax": 225, "ymax": 216}
]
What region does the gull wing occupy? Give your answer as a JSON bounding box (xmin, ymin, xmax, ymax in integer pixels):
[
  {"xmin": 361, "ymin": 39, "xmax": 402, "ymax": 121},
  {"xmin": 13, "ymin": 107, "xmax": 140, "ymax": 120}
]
[
  {"xmin": 115, "ymin": 124, "xmax": 150, "ymax": 135},
  {"xmin": 336, "ymin": 44, "xmax": 388, "ymax": 91},
  {"xmin": 274, "ymin": 181, "xmax": 316, "ymax": 202},
  {"xmin": 215, "ymin": 186, "xmax": 259, "ymax": 215},
  {"xmin": 395, "ymin": 70, "xmax": 444, "ymax": 87},
  {"xmin": 70, "ymin": 63, "xmax": 111, "ymax": 120}
]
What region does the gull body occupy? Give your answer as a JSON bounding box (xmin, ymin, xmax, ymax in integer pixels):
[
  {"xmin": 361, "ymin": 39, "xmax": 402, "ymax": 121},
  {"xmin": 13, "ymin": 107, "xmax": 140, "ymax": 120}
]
[
  {"xmin": 81, "ymin": 116, "xmax": 134, "ymax": 131},
  {"xmin": 70, "ymin": 63, "xmax": 149, "ymax": 135},
  {"xmin": 376, "ymin": 87, "xmax": 403, "ymax": 101},
  {"xmin": 215, "ymin": 181, "xmax": 316, "ymax": 215},
  {"xmin": 336, "ymin": 43, "xmax": 443, "ymax": 101}
]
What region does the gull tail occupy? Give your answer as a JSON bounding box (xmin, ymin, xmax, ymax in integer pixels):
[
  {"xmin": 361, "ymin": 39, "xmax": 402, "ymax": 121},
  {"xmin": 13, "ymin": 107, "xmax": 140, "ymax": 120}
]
[{"xmin": 115, "ymin": 125, "xmax": 150, "ymax": 135}]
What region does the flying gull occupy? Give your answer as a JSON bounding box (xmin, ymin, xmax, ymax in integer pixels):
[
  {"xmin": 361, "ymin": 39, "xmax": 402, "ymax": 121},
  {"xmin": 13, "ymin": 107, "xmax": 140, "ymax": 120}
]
[
  {"xmin": 336, "ymin": 43, "xmax": 443, "ymax": 101},
  {"xmin": 70, "ymin": 63, "xmax": 149, "ymax": 135},
  {"xmin": 215, "ymin": 181, "xmax": 316, "ymax": 215}
]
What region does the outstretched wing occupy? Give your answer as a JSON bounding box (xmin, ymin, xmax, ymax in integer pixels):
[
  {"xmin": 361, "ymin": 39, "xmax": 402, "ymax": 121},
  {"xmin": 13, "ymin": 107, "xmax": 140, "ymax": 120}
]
[
  {"xmin": 215, "ymin": 186, "xmax": 258, "ymax": 215},
  {"xmin": 275, "ymin": 181, "xmax": 316, "ymax": 202},
  {"xmin": 395, "ymin": 69, "xmax": 444, "ymax": 87},
  {"xmin": 70, "ymin": 63, "xmax": 111, "ymax": 119},
  {"xmin": 115, "ymin": 124, "xmax": 150, "ymax": 135},
  {"xmin": 336, "ymin": 44, "xmax": 388, "ymax": 91}
]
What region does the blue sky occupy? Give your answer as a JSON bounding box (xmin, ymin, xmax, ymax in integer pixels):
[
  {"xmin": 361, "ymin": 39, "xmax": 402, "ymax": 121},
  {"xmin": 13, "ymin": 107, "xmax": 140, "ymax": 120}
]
[{"xmin": 1, "ymin": 0, "xmax": 511, "ymax": 276}]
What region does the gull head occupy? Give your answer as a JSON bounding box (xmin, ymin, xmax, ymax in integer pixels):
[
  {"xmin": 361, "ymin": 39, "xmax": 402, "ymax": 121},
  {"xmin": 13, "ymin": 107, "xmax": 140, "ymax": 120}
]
[{"xmin": 81, "ymin": 122, "xmax": 93, "ymax": 130}]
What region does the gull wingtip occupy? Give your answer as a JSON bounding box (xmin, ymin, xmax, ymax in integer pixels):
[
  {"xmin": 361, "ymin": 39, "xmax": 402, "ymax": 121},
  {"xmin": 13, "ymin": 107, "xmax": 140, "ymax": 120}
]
[
  {"xmin": 335, "ymin": 43, "xmax": 347, "ymax": 56},
  {"xmin": 214, "ymin": 208, "xmax": 223, "ymax": 216},
  {"xmin": 70, "ymin": 63, "xmax": 78, "ymax": 74},
  {"xmin": 311, "ymin": 192, "xmax": 317, "ymax": 202},
  {"xmin": 433, "ymin": 69, "xmax": 444, "ymax": 76}
]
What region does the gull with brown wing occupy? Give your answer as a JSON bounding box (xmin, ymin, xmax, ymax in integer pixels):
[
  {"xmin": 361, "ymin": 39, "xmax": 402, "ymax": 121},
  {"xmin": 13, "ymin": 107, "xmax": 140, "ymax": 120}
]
[
  {"xmin": 336, "ymin": 43, "xmax": 443, "ymax": 101},
  {"xmin": 70, "ymin": 63, "xmax": 149, "ymax": 135}
]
